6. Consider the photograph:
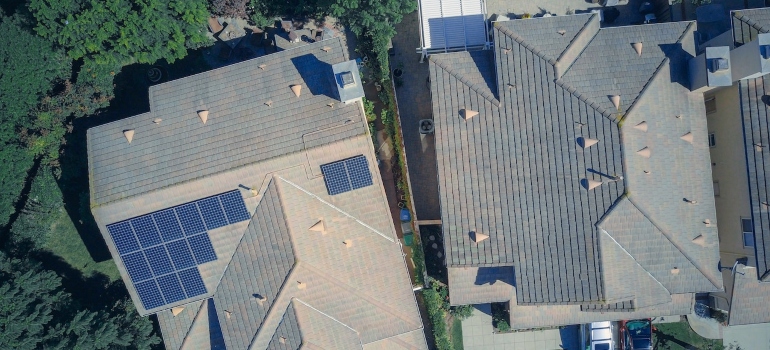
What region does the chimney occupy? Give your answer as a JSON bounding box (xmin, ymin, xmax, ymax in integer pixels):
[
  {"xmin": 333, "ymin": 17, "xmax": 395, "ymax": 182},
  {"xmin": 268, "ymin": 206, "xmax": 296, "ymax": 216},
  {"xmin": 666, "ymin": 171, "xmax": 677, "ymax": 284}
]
[
  {"xmin": 730, "ymin": 33, "xmax": 770, "ymax": 81},
  {"xmin": 689, "ymin": 46, "xmax": 732, "ymax": 93},
  {"xmin": 331, "ymin": 60, "xmax": 365, "ymax": 105}
]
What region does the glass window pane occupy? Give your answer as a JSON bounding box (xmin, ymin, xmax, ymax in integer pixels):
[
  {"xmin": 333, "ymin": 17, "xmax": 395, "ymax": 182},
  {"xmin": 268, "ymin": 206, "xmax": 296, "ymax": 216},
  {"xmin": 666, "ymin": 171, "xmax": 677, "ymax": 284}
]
[{"xmin": 742, "ymin": 218, "xmax": 753, "ymax": 233}]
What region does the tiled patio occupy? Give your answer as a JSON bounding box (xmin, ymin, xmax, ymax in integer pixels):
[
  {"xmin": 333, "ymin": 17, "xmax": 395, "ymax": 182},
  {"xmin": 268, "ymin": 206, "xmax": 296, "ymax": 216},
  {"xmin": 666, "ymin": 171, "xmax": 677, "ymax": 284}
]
[{"xmin": 462, "ymin": 304, "xmax": 578, "ymax": 350}]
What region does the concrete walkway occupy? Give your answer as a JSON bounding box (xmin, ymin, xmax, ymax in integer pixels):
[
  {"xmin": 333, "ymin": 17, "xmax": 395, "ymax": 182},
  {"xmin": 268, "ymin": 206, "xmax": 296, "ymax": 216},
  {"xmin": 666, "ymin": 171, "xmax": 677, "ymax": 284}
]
[
  {"xmin": 391, "ymin": 10, "xmax": 441, "ymax": 221},
  {"xmin": 723, "ymin": 323, "xmax": 770, "ymax": 350},
  {"xmin": 462, "ymin": 304, "xmax": 578, "ymax": 350},
  {"xmin": 686, "ymin": 314, "xmax": 723, "ymax": 340}
]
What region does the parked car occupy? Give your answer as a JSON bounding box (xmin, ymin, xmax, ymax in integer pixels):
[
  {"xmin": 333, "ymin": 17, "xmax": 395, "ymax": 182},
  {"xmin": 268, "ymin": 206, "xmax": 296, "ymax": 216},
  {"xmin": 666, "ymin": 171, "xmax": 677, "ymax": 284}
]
[
  {"xmin": 624, "ymin": 319, "xmax": 654, "ymax": 350},
  {"xmin": 580, "ymin": 321, "xmax": 616, "ymax": 350}
]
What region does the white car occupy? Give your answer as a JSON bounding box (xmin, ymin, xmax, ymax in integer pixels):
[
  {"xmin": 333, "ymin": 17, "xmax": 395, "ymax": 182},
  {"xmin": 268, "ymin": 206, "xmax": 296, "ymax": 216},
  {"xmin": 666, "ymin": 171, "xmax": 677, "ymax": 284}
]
[{"xmin": 583, "ymin": 321, "xmax": 616, "ymax": 350}]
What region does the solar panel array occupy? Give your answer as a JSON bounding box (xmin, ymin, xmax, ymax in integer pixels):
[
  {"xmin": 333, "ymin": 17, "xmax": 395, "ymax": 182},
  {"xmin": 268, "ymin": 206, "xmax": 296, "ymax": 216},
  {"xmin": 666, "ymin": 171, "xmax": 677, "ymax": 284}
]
[
  {"xmin": 320, "ymin": 155, "xmax": 374, "ymax": 195},
  {"xmin": 107, "ymin": 190, "xmax": 250, "ymax": 310}
]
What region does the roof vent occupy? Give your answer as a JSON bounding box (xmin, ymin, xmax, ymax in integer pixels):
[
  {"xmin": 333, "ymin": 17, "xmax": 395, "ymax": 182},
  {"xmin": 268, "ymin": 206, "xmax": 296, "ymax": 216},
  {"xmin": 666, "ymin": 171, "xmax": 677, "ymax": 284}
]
[
  {"xmin": 703, "ymin": 219, "xmax": 711, "ymax": 226},
  {"xmin": 171, "ymin": 306, "xmax": 184, "ymax": 316},
  {"xmin": 671, "ymin": 267, "xmax": 680, "ymax": 275},
  {"xmin": 123, "ymin": 129, "xmax": 135, "ymax": 144},
  {"xmin": 632, "ymin": 42, "xmax": 643, "ymax": 56},
  {"xmin": 153, "ymin": 118, "xmax": 162, "ymax": 124},
  {"xmin": 291, "ymin": 85, "xmax": 302, "ymax": 97},
  {"xmin": 461, "ymin": 109, "xmax": 478, "ymax": 120},
  {"xmin": 309, "ymin": 220, "xmax": 326, "ymax": 234},
  {"xmin": 502, "ymin": 48, "xmax": 511, "ymax": 54},
  {"xmin": 265, "ymin": 100, "xmax": 273, "ymax": 107},
  {"xmin": 680, "ymin": 132, "xmax": 694, "ymax": 143},
  {"xmin": 322, "ymin": 46, "xmax": 332, "ymax": 52},
  {"xmin": 297, "ymin": 281, "xmax": 307, "ymax": 290},
  {"xmin": 755, "ymin": 143, "xmax": 764, "ymax": 151},
  {"xmin": 762, "ymin": 202, "xmax": 770, "ymax": 210},
  {"xmin": 643, "ymin": 170, "xmax": 651, "ymax": 174},
  {"xmin": 610, "ymin": 95, "xmax": 621, "ymax": 110},
  {"xmin": 327, "ymin": 102, "xmax": 335, "ymax": 108},
  {"xmin": 577, "ymin": 137, "xmax": 599, "ymax": 149},
  {"xmin": 507, "ymin": 83, "xmax": 516, "ymax": 90},
  {"xmin": 684, "ymin": 198, "xmax": 698, "ymax": 204},
  {"xmin": 557, "ymin": 29, "xmax": 566, "ymax": 36},
  {"xmin": 636, "ymin": 147, "xmax": 651, "ymax": 158},
  {"xmin": 197, "ymin": 110, "xmax": 209, "ymax": 124},
  {"xmin": 692, "ymin": 235, "xmax": 706, "ymax": 247},
  {"xmin": 258, "ymin": 64, "xmax": 267, "ymax": 70},
  {"xmin": 339, "ymin": 71, "xmax": 355, "ymax": 88},
  {"xmin": 225, "ymin": 310, "xmax": 232, "ymax": 319},
  {"xmin": 343, "ymin": 239, "xmax": 353, "ymax": 247},
  {"xmin": 709, "ymin": 58, "xmax": 729, "ymax": 73},
  {"xmin": 471, "ymin": 231, "xmax": 489, "ymax": 243},
  {"xmin": 633, "ymin": 121, "xmax": 648, "ymax": 132},
  {"xmin": 279, "ymin": 337, "xmax": 287, "ymax": 344},
  {"xmin": 254, "ymin": 294, "xmax": 267, "ymax": 304},
  {"xmin": 581, "ymin": 178, "xmax": 602, "ymax": 190}
]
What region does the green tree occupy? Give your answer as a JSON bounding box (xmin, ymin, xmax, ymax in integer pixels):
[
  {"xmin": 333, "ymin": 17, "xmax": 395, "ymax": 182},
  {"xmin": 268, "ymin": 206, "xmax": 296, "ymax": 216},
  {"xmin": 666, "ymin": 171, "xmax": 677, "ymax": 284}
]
[
  {"xmin": 0, "ymin": 10, "xmax": 71, "ymax": 227},
  {"xmin": 29, "ymin": 0, "xmax": 211, "ymax": 67}
]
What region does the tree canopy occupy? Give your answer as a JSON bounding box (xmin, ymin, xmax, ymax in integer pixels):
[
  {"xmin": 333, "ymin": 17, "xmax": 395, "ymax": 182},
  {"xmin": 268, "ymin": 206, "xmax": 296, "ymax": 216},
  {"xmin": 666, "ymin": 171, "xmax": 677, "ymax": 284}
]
[{"xmin": 29, "ymin": 0, "xmax": 211, "ymax": 66}]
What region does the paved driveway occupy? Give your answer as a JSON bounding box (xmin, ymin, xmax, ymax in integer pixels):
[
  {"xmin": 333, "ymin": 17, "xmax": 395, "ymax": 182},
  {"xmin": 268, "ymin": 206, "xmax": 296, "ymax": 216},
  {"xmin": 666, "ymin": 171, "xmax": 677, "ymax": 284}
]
[
  {"xmin": 391, "ymin": 10, "xmax": 441, "ymax": 221},
  {"xmin": 723, "ymin": 323, "xmax": 770, "ymax": 350},
  {"xmin": 462, "ymin": 304, "xmax": 579, "ymax": 350}
]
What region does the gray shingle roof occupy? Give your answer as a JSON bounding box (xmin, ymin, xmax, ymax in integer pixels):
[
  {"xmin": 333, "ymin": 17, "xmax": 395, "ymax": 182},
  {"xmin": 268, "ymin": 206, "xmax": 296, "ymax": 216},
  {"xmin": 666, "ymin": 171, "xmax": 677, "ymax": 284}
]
[
  {"xmin": 739, "ymin": 75, "xmax": 770, "ymax": 280},
  {"xmin": 733, "ymin": 8, "xmax": 770, "ymax": 45},
  {"xmin": 267, "ymin": 303, "xmax": 302, "ymax": 350},
  {"xmin": 214, "ymin": 181, "xmax": 295, "ymax": 350},
  {"xmin": 87, "ymin": 38, "xmax": 358, "ymax": 205},
  {"xmin": 509, "ymin": 293, "xmax": 693, "ymax": 330},
  {"xmin": 431, "ymin": 14, "xmax": 720, "ymax": 315},
  {"xmin": 728, "ymin": 265, "xmax": 770, "ymax": 325},
  {"xmin": 87, "ymin": 38, "xmax": 425, "ymax": 350},
  {"xmin": 447, "ymin": 266, "xmax": 514, "ymax": 306}
]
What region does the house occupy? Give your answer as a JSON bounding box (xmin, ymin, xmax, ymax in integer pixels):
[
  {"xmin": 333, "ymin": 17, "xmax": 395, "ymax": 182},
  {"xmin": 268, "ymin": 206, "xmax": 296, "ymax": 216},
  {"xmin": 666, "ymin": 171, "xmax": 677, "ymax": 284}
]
[
  {"xmin": 699, "ymin": 7, "xmax": 770, "ymax": 327},
  {"xmin": 87, "ymin": 37, "xmax": 426, "ymax": 349},
  {"xmin": 428, "ymin": 13, "xmax": 725, "ymax": 329}
]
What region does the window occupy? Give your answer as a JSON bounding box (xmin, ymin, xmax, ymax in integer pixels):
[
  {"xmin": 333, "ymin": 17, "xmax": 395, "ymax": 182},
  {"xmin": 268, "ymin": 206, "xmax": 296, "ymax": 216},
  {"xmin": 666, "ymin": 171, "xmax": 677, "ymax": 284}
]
[
  {"xmin": 709, "ymin": 133, "xmax": 716, "ymax": 148},
  {"xmin": 742, "ymin": 218, "xmax": 755, "ymax": 247},
  {"xmin": 713, "ymin": 181, "xmax": 720, "ymax": 196},
  {"xmin": 705, "ymin": 96, "xmax": 717, "ymax": 114}
]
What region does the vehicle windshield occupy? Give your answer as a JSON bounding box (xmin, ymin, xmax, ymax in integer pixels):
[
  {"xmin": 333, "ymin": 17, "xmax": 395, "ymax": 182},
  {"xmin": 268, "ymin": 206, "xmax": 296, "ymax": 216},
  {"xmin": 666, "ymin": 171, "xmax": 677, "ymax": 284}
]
[
  {"xmin": 632, "ymin": 338, "xmax": 652, "ymax": 350},
  {"xmin": 626, "ymin": 320, "xmax": 651, "ymax": 337}
]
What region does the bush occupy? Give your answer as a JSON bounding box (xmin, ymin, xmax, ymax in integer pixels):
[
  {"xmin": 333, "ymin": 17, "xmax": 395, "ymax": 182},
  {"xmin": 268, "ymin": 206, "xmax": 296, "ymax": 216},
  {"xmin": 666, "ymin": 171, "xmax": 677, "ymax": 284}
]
[
  {"xmin": 450, "ymin": 305, "xmax": 474, "ymax": 320},
  {"xmin": 363, "ymin": 98, "xmax": 377, "ymax": 122},
  {"xmin": 423, "ymin": 281, "xmax": 453, "ymax": 350},
  {"xmin": 497, "ymin": 320, "xmax": 511, "ymax": 332}
]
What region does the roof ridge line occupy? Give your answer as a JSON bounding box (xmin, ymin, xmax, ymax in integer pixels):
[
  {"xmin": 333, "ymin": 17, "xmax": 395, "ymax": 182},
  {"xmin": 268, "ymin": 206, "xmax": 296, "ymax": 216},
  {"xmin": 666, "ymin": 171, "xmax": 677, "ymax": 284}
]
[
  {"xmin": 597, "ymin": 226, "xmax": 672, "ymax": 302},
  {"xmin": 361, "ymin": 328, "xmax": 424, "ymax": 347},
  {"xmin": 626, "ymin": 197, "xmax": 722, "ymax": 290},
  {"xmin": 248, "ymin": 264, "xmax": 302, "ymax": 348},
  {"xmin": 495, "ymin": 24, "xmax": 558, "ymax": 65},
  {"xmin": 177, "ymin": 300, "xmax": 210, "ymax": 350},
  {"xmin": 293, "ymin": 298, "xmax": 362, "ymax": 337},
  {"xmin": 621, "ymin": 22, "xmax": 696, "ymax": 123},
  {"xmin": 553, "ymin": 13, "xmax": 601, "ymax": 77},
  {"xmin": 276, "ymin": 175, "xmax": 395, "ymax": 243},
  {"xmin": 553, "ymin": 79, "xmax": 614, "ymax": 120},
  {"xmin": 299, "ymin": 262, "xmax": 422, "ymax": 330},
  {"xmin": 429, "ymin": 56, "xmax": 501, "ymax": 107}
]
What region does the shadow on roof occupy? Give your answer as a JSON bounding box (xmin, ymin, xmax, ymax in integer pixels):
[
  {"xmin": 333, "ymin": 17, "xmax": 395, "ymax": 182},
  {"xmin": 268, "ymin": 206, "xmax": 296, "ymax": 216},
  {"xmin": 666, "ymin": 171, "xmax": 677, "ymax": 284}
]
[
  {"xmin": 660, "ymin": 42, "xmax": 693, "ymax": 89},
  {"xmin": 290, "ymin": 53, "xmax": 336, "ymax": 99},
  {"xmin": 208, "ymin": 299, "xmax": 226, "ymax": 349},
  {"xmin": 474, "ymin": 266, "xmax": 516, "ymax": 287}
]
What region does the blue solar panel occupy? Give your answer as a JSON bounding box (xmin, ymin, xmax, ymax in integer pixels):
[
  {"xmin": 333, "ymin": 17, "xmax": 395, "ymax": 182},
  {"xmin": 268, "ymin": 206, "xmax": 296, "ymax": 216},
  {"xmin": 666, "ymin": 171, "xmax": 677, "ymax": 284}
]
[
  {"xmin": 346, "ymin": 156, "xmax": 373, "ymax": 190},
  {"xmin": 131, "ymin": 216, "xmax": 162, "ymax": 248},
  {"xmin": 135, "ymin": 280, "xmax": 165, "ymax": 310},
  {"xmin": 178, "ymin": 268, "xmax": 207, "ymax": 298},
  {"xmin": 157, "ymin": 274, "xmax": 186, "ymax": 304},
  {"xmin": 144, "ymin": 246, "xmax": 174, "ymax": 277},
  {"xmin": 321, "ymin": 161, "xmax": 351, "ymax": 195},
  {"xmin": 188, "ymin": 233, "xmax": 217, "ymax": 264},
  {"xmin": 220, "ymin": 191, "xmax": 250, "ymax": 224},
  {"xmin": 198, "ymin": 197, "xmax": 227, "ymax": 230},
  {"xmin": 107, "ymin": 222, "xmax": 140, "ymax": 255},
  {"xmin": 176, "ymin": 203, "xmax": 206, "ymax": 236},
  {"xmin": 122, "ymin": 251, "xmax": 152, "ymax": 282},
  {"xmin": 166, "ymin": 239, "xmax": 196, "ymax": 270},
  {"xmin": 153, "ymin": 209, "xmax": 183, "ymax": 242}
]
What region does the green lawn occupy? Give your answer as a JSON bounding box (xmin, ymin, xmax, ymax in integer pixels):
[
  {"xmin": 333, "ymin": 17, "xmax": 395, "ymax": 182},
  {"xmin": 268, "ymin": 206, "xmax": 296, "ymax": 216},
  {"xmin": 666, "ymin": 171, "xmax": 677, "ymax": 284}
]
[
  {"xmin": 654, "ymin": 321, "xmax": 723, "ymax": 350},
  {"xmin": 44, "ymin": 210, "xmax": 120, "ymax": 282},
  {"xmin": 451, "ymin": 318, "xmax": 464, "ymax": 350}
]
